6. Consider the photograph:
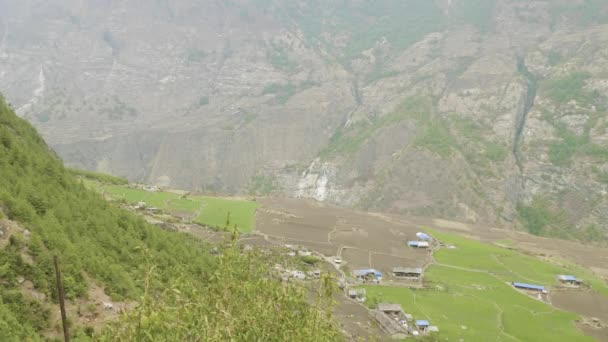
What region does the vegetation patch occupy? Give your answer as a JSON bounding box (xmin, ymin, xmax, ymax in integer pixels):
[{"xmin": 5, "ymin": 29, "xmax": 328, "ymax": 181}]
[
  {"xmin": 546, "ymin": 123, "xmax": 608, "ymax": 166},
  {"xmin": 262, "ymin": 81, "xmax": 317, "ymax": 104},
  {"xmin": 516, "ymin": 197, "xmax": 605, "ymax": 243},
  {"xmin": 68, "ymin": 168, "xmax": 128, "ymax": 185},
  {"xmin": 268, "ymin": 44, "xmax": 298, "ymax": 72},
  {"xmin": 542, "ymin": 72, "xmax": 592, "ymax": 105},
  {"xmin": 0, "ymin": 95, "xmax": 337, "ymax": 340},
  {"xmin": 320, "ymin": 96, "xmax": 432, "ymax": 158},
  {"xmin": 89, "ymin": 184, "xmax": 259, "ymax": 232},
  {"xmin": 364, "ymin": 65, "xmax": 399, "ymax": 84},
  {"xmin": 102, "ymin": 246, "xmax": 339, "ymax": 341},
  {"xmin": 517, "ymin": 197, "xmax": 569, "ymax": 237},
  {"xmin": 194, "ymin": 197, "xmax": 259, "ymax": 232},
  {"xmin": 414, "ymin": 121, "xmax": 456, "ymax": 157},
  {"xmin": 247, "ymin": 174, "xmax": 277, "ymax": 196}
]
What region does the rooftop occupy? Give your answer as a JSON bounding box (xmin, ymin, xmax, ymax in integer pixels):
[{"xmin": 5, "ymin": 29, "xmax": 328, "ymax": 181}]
[
  {"xmin": 416, "ymin": 320, "xmax": 430, "ymax": 327},
  {"xmin": 371, "ymin": 310, "xmax": 408, "ymax": 336},
  {"xmin": 557, "ymin": 275, "xmax": 578, "ymax": 281},
  {"xmin": 407, "ymin": 241, "xmax": 429, "ymax": 247},
  {"xmin": 416, "ymin": 232, "xmax": 432, "ymax": 240},
  {"xmin": 392, "ymin": 267, "xmax": 423, "ymax": 274},
  {"xmin": 377, "ymin": 303, "xmax": 404, "ymax": 313},
  {"xmin": 353, "ymin": 269, "xmax": 382, "ymax": 277},
  {"xmin": 512, "ymin": 282, "xmax": 546, "ymax": 291}
]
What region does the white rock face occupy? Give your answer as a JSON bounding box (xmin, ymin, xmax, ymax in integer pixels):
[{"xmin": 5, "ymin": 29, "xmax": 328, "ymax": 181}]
[{"xmin": 295, "ymin": 159, "xmax": 337, "ymax": 202}]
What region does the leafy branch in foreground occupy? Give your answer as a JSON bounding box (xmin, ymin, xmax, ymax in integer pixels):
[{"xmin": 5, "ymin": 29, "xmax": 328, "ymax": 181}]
[{"xmin": 100, "ymin": 244, "xmax": 341, "ymax": 341}]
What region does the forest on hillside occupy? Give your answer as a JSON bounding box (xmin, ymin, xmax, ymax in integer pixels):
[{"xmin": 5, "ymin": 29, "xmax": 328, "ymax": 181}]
[{"xmin": 0, "ymin": 95, "xmax": 340, "ymax": 340}]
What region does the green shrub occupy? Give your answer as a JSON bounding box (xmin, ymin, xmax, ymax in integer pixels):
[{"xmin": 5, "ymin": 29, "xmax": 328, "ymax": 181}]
[
  {"xmin": 0, "ymin": 95, "xmax": 339, "ymax": 339},
  {"xmin": 517, "ymin": 198, "xmax": 572, "ymax": 239},
  {"xmin": 415, "ymin": 122, "xmax": 456, "ymax": 157},
  {"xmin": 543, "ymin": 72, "xmax": 592, "ymax": 105},
  {"xmin": 101, "ymin": 247, "xmax": 340, "ymax": 341},
  {"xmin": 299, "ymin": 255, "xmax": 319, "ymax": 265},
  {"xmin": 68, "ymin": 168, "xmax": 128, "ymax": 185}
]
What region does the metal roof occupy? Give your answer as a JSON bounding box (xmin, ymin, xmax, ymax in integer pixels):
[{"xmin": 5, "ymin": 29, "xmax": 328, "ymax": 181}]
[
  {"xmin": 407, "ymin": 241, "xmax": 429, "ymax": 247},
  {"xmin": 353, "ymin": 269, "xmax": 382, "ymax": 277},
  {"xmin": 557, "ymin": 275, "xmax": 578, "ymax": 281},
  {"xmin": 512, "ymin": 282, "xmax": 545, "ymax": 291},
  {"xmin": 392, "ymin": 267, "xmax": 423, "ymax": 274},
  {"xmin": 371, "ymin": 310, "xmax": 408, "ymax": 336},
  {"xmin": 377, "ymin": 303, "xmax": 404, "ymax": 312},
  {"xmin": 416, "ymin": 320, "xmax": 430, "ymax": 327},
  {"xmin": 416, "ymin": 232, "xmax": 432, "ymax": 240}
]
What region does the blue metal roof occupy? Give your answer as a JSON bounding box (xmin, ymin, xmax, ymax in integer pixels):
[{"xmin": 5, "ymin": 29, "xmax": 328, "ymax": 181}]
[
  {"xmin": 512, "ymin": 282, "xmax": 545, "ymax": 291},
  {"xmin": 558, "ymin": 275, "xmax": 577, "ymax": 281},
  {"xmin": 416, "ymin": 320, "xmax": 430, "ymax": 326},
  {"xmin": 416, "ymin": 232, "xmax": 432, "ymax": 240},
  {"xmin": 407, "ymin": 241, "xmax": 419, "ymax": 247}
]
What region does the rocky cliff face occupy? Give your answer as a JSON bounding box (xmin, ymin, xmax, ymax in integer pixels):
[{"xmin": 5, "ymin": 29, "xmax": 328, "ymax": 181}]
[{"xmin": 1, "ymin": 0, "xmax": 607, "ymax": 239}]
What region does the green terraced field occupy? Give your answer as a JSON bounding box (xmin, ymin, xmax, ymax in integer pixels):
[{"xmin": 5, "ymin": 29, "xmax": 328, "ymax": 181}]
[
  {"xmin": 85, "ymin": 181, "xmax": 259, "ymax": 232},
  {"xmin": 362, "ymin": 231, "xmax": 608, "ymax": 341},
  {"xmin": 194, "ymin": 197, "xmax": 259, "ymax": 232}
]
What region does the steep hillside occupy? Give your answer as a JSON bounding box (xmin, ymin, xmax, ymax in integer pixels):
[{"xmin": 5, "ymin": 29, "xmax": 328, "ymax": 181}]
[
  {"xmin": 0, "ymin": 95, "xmax": 339, "ymax": 340},
  {"xmin": 1, "ymin": 0, "xmax": 608, "ymax": 240}
]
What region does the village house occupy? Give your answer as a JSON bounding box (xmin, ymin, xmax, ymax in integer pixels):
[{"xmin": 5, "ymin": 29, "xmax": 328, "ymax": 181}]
[
  {"xmin": 416, "ymin": 232, "xmax": 432, "ymax": 241},
  {"xmin": 392, "ymin": 267, "xmax": 423, "ymax": 279},
  {"xmin": 512, "ymin": 282, "xmax": 547, "ymax": 293},
  {"xmin": 407, "ymin": 241, "xmax": 429, "ymax": 248},
  {"xmin": 353, "ymin": 269, "xmax": 382, "ymax": 282},
  {"xmin": 557, "ymin": 275, "xmax": 582, "ymax": 285},
  {"xmin": 371, "ymin": 310, "xmax": 408, "ymax": 339},
  {"xmin": 377, "ymin": 303, "xmax": 405, "ymax": 317},
  {"xmin": 415, "ymin": 320, "xmax": 430, "ymax": 333}
]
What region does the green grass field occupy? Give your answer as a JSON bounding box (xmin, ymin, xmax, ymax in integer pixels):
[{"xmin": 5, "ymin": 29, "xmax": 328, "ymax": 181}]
[
  {"xmin": 361, "ymin": 231, "xmax": 608, "ymax": 341},
  {"xmin": 85, "ymin": 181, "xmax": 259, "ymax": 232}
]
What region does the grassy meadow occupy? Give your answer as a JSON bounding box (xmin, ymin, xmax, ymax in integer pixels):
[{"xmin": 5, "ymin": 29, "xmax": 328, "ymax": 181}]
[
  {"xmin": 362, "ymin": 231, "xmax": 608, "ymax": 341},
  {"xmin": 85, "ymin": 181, "xmax": 259, "ymax": 232}
]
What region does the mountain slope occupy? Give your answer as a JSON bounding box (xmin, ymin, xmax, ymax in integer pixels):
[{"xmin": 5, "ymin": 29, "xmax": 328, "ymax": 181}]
[
  {"xmin": 1, "ymin": 0, "xmax": 608, "ymax": 240},
  {"xmin": 0, "ymin": 95, "xmax": 339, "ymax": 340}
]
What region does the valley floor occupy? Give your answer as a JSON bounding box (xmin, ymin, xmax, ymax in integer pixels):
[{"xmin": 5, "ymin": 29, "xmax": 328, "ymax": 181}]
[{"xmin": 114, "ymin": 190, "xmax": 608, "ymax": 341}]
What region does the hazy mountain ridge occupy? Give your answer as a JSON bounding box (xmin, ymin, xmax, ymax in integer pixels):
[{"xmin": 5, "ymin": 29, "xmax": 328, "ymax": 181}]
[{"xmin": 1, "ymin": 0, "xmax": 608, "ymax": 240}]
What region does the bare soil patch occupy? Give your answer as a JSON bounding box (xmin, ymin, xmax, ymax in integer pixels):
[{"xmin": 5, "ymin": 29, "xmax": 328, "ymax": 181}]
[
  {"xmin": 552, "ymin": 289, "xmax": 608, "ymax": 322},
  {"xmin": 342, "ymin": 248, "xmax": 371, "ymax": 269},
  {"xmin": 579, "ymin": 326, "xmax": 608, "ymax": 342},
  {"xmin": 255, "ymin": 197, "xmax": 608, "ymax": 341}
]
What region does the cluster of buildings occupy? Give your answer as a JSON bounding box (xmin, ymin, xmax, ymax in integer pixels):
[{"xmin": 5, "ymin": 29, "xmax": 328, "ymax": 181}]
[
  {"xmin": 352, "ymin": 269, "xmax": 383, "ymax": 283},
  {"xmin": 285, "ymin": 244, "xmax": 314, "ymax": 257},
  {"xmin": 557, "ymin": 275, "xmax": 582, "ymax": 286},
  {"xmin": 274, "ymin": 264, "xmax": 321, "ymax": 282},
  {"xmin": 407, "ymin": 232, "xmax": 433, "ymax": 249},
  {"xmin": 511, "ymin": 274, "xmax": 583, "ymax": 299},
  {"xmin": 371, "ymin": 303, "xmax": 438, "ymax": 339}
]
